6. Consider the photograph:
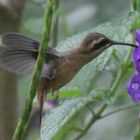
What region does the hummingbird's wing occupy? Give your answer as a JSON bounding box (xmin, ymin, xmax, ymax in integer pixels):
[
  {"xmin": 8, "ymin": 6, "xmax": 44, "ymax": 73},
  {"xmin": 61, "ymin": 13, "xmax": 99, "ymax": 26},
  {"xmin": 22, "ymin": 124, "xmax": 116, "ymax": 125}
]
[{"xmin": 0, "ymin": 32, "xmax": 59, "ymax": 79}]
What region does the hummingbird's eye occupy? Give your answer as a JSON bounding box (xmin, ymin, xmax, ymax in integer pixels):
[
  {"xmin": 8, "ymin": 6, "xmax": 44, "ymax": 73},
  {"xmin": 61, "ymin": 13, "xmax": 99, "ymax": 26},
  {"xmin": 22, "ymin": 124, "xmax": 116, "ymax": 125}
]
[
  {"xmin": 89, "ymin": 38, "xmax": 109, "ymax": 52},
  {"xmin": 102, "ymin": 38, "xmax": 108, "ymax": 44}
]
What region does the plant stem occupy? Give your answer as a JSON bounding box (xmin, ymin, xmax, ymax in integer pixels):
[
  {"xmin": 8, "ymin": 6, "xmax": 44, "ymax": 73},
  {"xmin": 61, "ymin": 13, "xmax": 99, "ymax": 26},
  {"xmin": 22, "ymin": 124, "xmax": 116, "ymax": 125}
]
[
  {"xmin": 51, "ymin": 0, "xmax": 59, "ymax": 47},
  {"xmin": 131, "ymin": 0, "xmax": 137, "ymax": 11},
  {"xmin": 12, "ymin": 0, "xmax": 55, "ymax": 140}
]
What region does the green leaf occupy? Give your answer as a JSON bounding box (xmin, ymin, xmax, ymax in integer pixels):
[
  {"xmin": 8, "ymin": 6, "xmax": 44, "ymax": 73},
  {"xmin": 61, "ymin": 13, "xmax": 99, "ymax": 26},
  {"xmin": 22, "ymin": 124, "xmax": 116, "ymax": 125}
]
[
  {"xmin": 47, "ymin": 89, "xmax": 82, "ymax": 100},
  {"xmin": 41, "ymin": 14, "xmax": 136, "ymax": 140},
  {"xmin": 41, "ymin": 93, "xmax": 95, "ymax": 140},
  {"xmin": 59, "ymin": 89, "xmax": 82, "ymax": 98}
]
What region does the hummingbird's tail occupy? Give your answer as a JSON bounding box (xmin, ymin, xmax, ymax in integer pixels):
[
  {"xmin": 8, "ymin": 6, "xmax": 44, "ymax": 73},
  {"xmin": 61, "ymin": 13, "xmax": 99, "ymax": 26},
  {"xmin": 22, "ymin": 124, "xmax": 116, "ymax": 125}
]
[{"xmin": 37, "ymin": 83, "xmax": 46, "ymax": 127}]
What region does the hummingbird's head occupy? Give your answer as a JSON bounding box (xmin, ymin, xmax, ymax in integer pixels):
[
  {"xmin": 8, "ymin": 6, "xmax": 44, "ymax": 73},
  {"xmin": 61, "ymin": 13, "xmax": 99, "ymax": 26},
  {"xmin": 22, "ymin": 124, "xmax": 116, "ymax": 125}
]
[{"xmin": 80, "ymin": 32, "xmax": 137, "ymax": 54}]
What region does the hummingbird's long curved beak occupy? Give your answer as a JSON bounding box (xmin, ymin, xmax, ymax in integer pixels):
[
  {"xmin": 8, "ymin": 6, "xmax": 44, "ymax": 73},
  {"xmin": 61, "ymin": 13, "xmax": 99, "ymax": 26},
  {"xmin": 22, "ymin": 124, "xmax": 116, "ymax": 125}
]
[{"xmin": 111, "ymin": 40, "xmax": 138, "ymax": 48}]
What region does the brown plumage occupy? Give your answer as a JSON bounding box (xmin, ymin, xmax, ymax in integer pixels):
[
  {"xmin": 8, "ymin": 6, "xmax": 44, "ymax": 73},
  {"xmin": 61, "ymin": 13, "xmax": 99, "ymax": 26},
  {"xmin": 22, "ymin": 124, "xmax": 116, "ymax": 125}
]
[{"xmin": 0, "ymin": 32, "xmax": 137, "ymax": 124}]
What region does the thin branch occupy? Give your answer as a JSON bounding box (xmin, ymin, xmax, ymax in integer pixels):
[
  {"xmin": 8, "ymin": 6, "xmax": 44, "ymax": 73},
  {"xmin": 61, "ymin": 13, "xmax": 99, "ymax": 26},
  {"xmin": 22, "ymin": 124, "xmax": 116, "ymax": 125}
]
[
  {"xmin": 86, "ymin": 105, "xmax": 95, "ymax": 117},
  {"xmin": 72, "ymin": 127, "xmax": 84, "ymax": 133},
  {"xmin": 101, "ymin": 104, "xmax": 140, "ymax": 119},
  {"xmin": 73, "ymin": 109, "xmax": 102, "ymax": 140},
  {"xmin": 12, "ymin": 0, "xmax": 56, "ymax": 139}
]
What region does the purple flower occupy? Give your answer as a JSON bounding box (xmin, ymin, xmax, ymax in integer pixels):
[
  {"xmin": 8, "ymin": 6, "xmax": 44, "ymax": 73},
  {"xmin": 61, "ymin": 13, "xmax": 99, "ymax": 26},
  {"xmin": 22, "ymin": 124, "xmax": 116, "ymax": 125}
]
[
  {"xmin": 127, "ymin": 74, "xmax": 140, "ymax": 103},
  {"xmin": 44, "ymin": 98, "xmax": 58, "ymax": 111},
  {"xmin": 127, "ymin": 29, "xmax": 140, "ymax": 102},
  {"xmin": 131, "ymin": 30, "xmax": 140, "ymax": 73}
]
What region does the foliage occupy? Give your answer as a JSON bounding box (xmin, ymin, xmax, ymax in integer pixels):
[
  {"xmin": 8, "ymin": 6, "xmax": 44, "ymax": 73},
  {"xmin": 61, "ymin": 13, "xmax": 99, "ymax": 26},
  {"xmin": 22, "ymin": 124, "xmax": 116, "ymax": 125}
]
[{"xmin": 39, "ymin": 14, "xmax": 138, "ymax": 140}]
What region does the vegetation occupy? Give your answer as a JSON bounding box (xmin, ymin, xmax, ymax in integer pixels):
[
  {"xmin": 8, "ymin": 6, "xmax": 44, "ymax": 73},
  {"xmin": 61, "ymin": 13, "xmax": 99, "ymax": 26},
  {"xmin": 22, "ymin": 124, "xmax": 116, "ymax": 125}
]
[{"xmin": 0, "ymin": 0, "xmax": 140, "ymax": 140}]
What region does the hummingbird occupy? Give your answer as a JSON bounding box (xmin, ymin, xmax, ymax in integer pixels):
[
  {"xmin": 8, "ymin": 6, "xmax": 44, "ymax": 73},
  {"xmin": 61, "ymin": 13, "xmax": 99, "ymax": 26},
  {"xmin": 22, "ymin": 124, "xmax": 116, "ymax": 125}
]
[{"xmin": 0, "ymin": 32, "xmax": 137, "ymax": 124}]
